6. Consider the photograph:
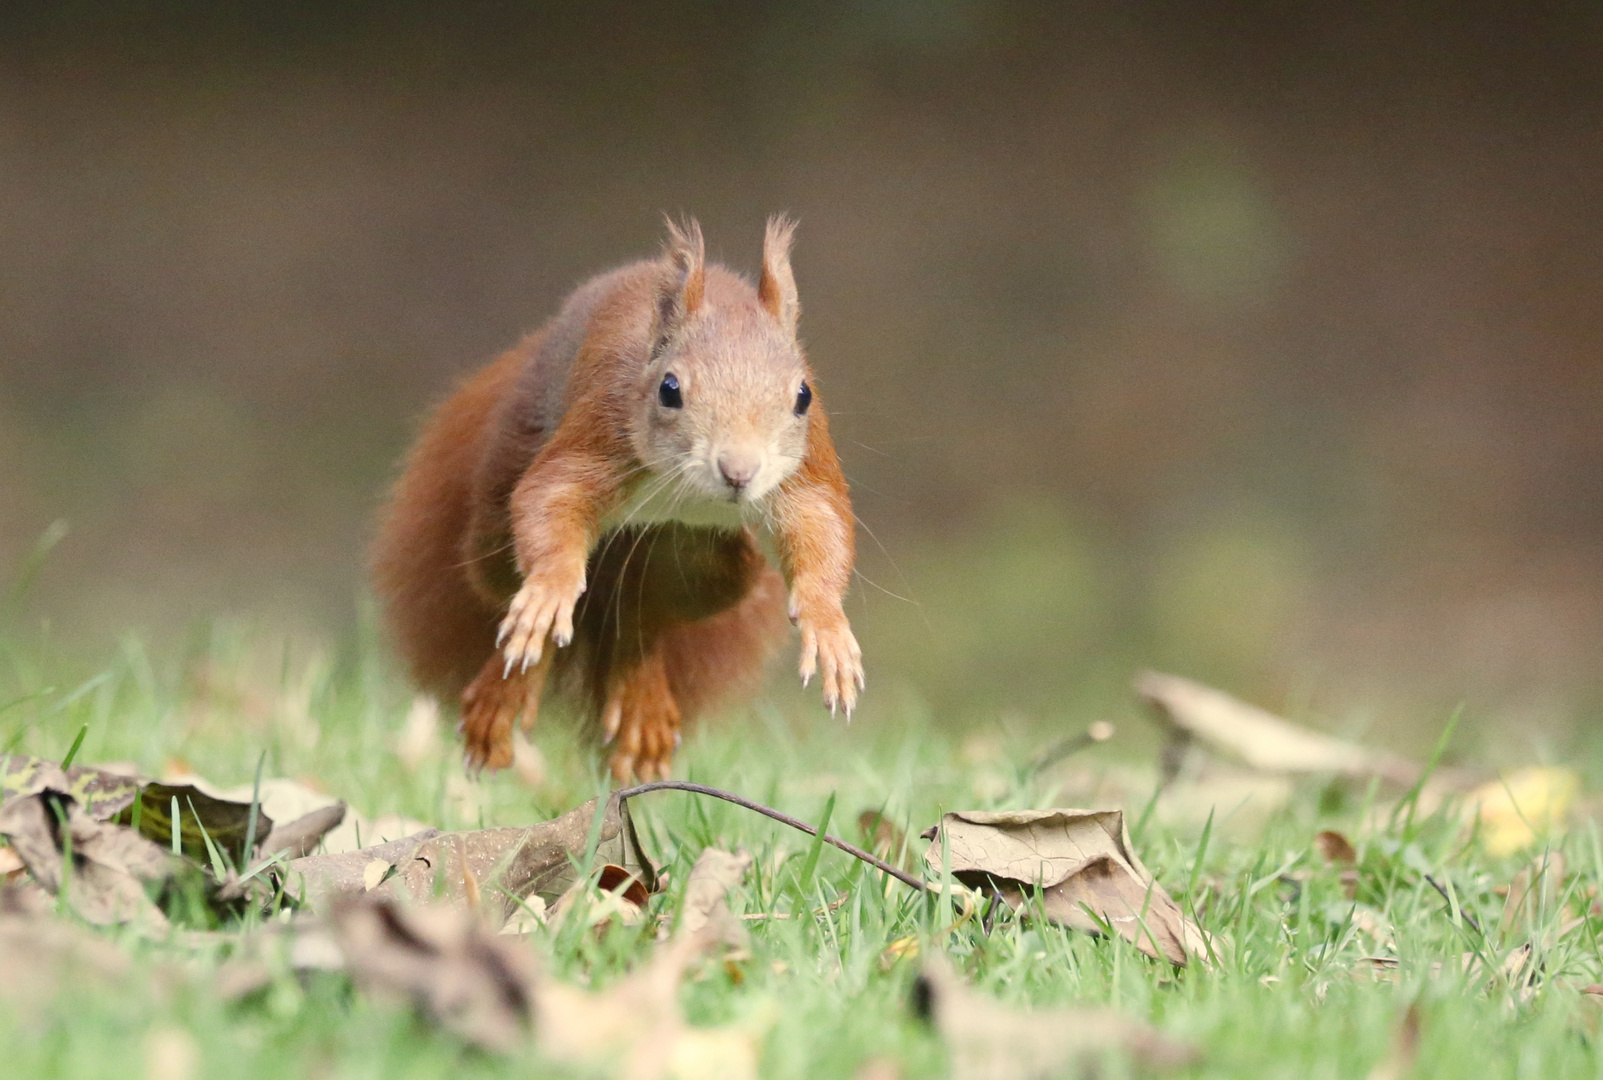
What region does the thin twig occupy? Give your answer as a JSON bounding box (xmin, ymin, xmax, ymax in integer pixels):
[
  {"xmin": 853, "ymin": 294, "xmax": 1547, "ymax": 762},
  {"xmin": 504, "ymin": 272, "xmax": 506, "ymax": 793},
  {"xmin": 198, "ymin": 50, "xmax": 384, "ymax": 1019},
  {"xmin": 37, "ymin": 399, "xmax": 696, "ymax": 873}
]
[
  {"xmin": 1425, "ymin": 873, "xmax": 1485, "ymax": 936},
  {"xmin": 615, "ymin": 780, "xmax": 928, "ymax": 892}
]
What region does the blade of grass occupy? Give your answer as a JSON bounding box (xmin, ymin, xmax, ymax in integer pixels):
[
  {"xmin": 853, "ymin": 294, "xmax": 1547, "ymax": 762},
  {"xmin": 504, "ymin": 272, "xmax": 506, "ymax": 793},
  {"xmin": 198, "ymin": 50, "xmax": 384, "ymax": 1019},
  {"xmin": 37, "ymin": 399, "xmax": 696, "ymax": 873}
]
[
  {"xmin": 187, "ymin": 796, "xmax": 230, "ymax": 878},
  {"xmin": 59, "ymin": 723, "xmax": 88, "ymax": 769},
  {"xmin": 243, "ymin": 749, "xmax": 267, "ymax": 860},
  {"xmin": 1392, "ymin": 703, "xmax": 1463, "ymax": 836},
  {"xmin": 795, "ymin": 792, "xmax": 836, "ymax": 897}
]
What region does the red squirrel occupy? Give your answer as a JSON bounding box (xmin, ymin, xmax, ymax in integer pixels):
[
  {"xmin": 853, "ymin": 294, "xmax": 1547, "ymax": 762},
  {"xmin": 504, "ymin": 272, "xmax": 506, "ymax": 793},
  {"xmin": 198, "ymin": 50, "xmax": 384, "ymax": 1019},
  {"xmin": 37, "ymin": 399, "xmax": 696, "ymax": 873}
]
[{"xmin": 371, "ymin": 217, "xmax": 862, "ymax": 781}]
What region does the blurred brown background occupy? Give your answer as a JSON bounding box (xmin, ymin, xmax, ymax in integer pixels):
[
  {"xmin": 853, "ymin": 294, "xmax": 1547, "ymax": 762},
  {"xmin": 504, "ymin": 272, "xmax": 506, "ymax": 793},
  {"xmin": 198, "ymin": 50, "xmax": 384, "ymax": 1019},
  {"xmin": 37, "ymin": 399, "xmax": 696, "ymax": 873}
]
[{"xmin": 2, "ymin": 2, "xmax": 1601, "ymax": 750}]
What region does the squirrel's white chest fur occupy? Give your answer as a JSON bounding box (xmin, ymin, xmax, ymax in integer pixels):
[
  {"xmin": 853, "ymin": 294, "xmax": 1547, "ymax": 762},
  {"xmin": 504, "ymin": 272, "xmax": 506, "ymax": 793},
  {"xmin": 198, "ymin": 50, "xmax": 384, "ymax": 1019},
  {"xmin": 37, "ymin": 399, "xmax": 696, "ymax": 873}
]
[{"xmin": 602, "ymin": 472, "xmax": 753, "ymax": 534}]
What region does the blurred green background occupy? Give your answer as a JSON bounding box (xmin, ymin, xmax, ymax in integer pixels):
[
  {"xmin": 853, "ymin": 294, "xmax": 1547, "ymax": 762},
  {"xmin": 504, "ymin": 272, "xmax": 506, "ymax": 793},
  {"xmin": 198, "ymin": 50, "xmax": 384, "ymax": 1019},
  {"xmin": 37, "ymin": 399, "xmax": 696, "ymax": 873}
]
[{"xmin": 2, "ymin": 2, "xmax": 1601, "ymax": 755}]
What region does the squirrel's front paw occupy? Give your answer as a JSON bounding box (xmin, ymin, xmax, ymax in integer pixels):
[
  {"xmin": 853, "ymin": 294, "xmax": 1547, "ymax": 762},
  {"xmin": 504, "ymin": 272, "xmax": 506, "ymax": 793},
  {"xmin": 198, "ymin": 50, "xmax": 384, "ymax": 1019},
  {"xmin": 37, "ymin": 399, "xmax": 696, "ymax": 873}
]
[
  {"xmin": 497, "ymin": 565, "xmax": 586, "ymax": 673},
  {"xmin": 798, "ymin": 614, "xmax": 864, "ymax": 718}
]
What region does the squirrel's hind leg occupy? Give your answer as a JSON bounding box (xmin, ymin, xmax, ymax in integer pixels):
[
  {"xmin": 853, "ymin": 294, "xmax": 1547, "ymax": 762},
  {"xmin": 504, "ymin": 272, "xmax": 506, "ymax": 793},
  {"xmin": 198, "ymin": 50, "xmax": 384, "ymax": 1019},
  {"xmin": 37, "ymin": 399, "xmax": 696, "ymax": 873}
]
[
  {"xmin": 602, "ymin": 650, "xmax": 681, "ymax": 782},
  {"xmin": 460, "ymin": 649, "xmax": 551, "ymax": 771}
]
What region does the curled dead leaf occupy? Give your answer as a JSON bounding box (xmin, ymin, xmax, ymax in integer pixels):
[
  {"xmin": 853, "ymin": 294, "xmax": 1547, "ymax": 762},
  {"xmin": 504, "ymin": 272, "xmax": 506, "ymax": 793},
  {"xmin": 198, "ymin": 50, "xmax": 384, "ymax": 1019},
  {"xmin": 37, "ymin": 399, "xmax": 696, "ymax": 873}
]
[
  {"xmin": 1136, "ymin": 672, "xmax": 1424, "ymax": 785},
  {"xmin": 288, "ymin": 793, "xmax": 655, "ymax": 926},
  {"xmin": 260, "ymin": 802, "xmax": 346, "ymax": 860},
  {"xmin": 914, "ymin": 954, "xmax": 1197, "ymax": 1080},
  {"xmin": 0, "ymin": 782, "xmax": 173, "ymax": 927},
  {"xmin": 549, "ymin": 864, "xmax": 651, "ymax": 932},
  {"xmin": 677, "ymin": 848, "xmax": 752, "ymax": 951},
  {"xmin": 327, "ymin": 893, "xmax": 537, "ymax": 1052},
  {"xmin": 922, "ymin": 809, "xmax": 1211, "ymax": 966},
  {"xmin": 120, "ymin": 780, "xmax": 275, "ymax": 867},
  {"xmin": 0, "ymin": 754, "xmax": 143, "ymax": 822}
]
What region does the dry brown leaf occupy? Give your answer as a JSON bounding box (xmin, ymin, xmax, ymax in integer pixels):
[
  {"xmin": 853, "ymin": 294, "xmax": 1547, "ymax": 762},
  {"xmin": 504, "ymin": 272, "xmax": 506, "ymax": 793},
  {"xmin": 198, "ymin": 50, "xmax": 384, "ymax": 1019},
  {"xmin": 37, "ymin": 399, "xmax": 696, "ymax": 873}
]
[
  {"xmin": 922, "ymin": 809, "xmax": 1209, "ymax": 965},
  {"xmin": 0, "ymin": 892, "xmax": 131, "ymax": 1017},
  {"xmin": 914, "ymin": 954, "xmax": 1197, "ymax": 1080},
  {"xmin": 1501, "ymin": 850, "xmax": 1566, "ymax": 942},
  {"xmin": 859, "ymin": 810, "xmax": 912, "ymax": 870},
  {"xmin": 1365, "ymin": 1003, "xmax": 1421, "ymax": 1080},
  {"xmin": 549, "ymin": 864, "xmax": 651, "ymax": 932},
  {"xmin": 532, "ymin": 844, "xmax": 762, "ymax": 1079},
  {"xmin": 1315, "ymin": 830, "xmax": 1360, "ymax": 899},
  {"xmin": 0, "ymin": 754, "xmax": 144, "ymax": 821},
  {"xmin": 1136, "ymin": 671, "xmax": 1423, "ymax": 784},
  {"xmin": 1315, "ymin": 830, "xmax": 1357, "ymax": 864},
  {"xmin": 677, "ymin": 847, "xmax": 752, "ymax": 950},
  {"xmin": 0, "ymin": 786, "xmax": 173, "ymax": 926},
  {"xmin": 327, "ymin": 893, "xmax": 537, "ymax": 1052},
  {"xmin": 536, "ymin": 940, "xmax": 771, "ymax": 1080},
  {"xmin": 121, "ymin": 780, "xmax": 275, "ymax": 867},
  {"xmin": 260, "ymin": 802, "xmax": 347, "ymax": 860},
  {"xmin": 288, "ymin": 793, "xmax": 655, "ymax": 926},
  {"xmin": 326, "ymin": 840, "xmax": 760, "ymax": 1076}
]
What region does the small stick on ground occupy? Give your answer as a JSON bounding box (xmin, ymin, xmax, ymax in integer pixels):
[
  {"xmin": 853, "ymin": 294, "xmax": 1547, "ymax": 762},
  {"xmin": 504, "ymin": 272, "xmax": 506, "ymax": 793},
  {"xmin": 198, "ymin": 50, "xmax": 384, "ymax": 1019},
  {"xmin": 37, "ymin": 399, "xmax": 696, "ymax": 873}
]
[
  {"xmin": 1424, "ymin": 873, "xmax": 1484, "ymax": 937},
  {"xmin": 615, "ymin": 780, "xmax": 928, "ymax": 892}
]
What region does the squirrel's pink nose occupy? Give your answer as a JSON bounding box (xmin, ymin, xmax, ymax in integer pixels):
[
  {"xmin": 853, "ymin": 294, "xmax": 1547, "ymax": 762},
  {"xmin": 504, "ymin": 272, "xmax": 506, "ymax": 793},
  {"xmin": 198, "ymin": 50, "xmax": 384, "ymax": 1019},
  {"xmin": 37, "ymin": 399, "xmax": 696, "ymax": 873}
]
[{"xmin": 717, "ymin": 447, "xmax": 760, "ymax": 492}]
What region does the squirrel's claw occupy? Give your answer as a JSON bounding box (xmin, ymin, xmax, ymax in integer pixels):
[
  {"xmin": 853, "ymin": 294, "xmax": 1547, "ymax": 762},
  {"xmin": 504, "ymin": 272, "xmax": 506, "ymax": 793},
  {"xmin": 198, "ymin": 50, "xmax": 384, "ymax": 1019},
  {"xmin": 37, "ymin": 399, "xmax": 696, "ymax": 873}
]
[
  {"xmin": 797, "ymin": 614, "xmax": 863, "ymax": 719},
  {"xmin": 498, "ymin": 568, "xmax": 585, "ymax": 673}
]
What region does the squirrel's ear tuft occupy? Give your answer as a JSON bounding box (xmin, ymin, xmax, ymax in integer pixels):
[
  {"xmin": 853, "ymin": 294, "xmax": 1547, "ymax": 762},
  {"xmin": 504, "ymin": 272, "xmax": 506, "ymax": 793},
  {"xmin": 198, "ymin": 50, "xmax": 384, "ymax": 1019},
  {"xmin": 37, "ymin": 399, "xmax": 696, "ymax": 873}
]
[
  {"xmin": 759, "ymin": 214, "xmax": 799, "ymax": 336},
  {"xmin": 658, "ymin": 216, "xmax": 706, "ymax": 332}
]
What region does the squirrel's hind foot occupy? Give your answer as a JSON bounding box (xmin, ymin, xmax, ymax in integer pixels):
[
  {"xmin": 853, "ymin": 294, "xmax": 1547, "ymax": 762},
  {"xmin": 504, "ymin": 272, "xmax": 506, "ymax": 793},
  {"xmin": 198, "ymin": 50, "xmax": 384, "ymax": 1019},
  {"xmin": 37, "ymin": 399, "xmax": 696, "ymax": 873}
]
[
  {"xmin": 603, "ymin": 652, "xmax": 682, "ymax": 783},
  {"xmin": 460, "ymin": 650, "xmax": 550, "ymax": 772}
]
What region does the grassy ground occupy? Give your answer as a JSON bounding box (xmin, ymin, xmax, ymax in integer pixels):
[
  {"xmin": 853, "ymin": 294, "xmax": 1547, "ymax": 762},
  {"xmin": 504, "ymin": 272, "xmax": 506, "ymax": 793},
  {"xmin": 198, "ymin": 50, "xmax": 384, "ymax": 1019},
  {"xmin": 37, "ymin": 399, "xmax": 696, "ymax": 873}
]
[{"xmin": 4, "ymin": 619, "xmax": 1603, "ymax": 1079}]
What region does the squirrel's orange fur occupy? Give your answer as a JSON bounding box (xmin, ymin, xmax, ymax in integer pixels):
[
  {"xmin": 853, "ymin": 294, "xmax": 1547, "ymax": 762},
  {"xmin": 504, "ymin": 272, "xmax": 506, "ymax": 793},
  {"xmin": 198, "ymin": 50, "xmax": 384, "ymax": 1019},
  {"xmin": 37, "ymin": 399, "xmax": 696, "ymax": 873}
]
[{"xmin": 372, "ymin": 218, "xmax": 861, "ymax": 780}]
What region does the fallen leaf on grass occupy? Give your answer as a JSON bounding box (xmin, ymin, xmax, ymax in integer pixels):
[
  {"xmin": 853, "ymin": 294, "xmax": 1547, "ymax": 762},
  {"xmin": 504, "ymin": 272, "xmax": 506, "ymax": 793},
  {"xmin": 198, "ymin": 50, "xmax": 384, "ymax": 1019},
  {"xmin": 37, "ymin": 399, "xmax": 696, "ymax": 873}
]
[
  {"xmin": 0, "ymin": 754, "xmax": 144, "ymax": 821},
  {"xmin": 549, "ymin": 864, "xmax": 651, "ymax": 932},
  {"xmin": 1135, "ymin": 671, "xmax": 1423, "ymax": 785},
  {"xmin": 328, "ymin": 844, "xmax": 762, "ymax": 1077},
  {"xmin": 328, "ymin": 893, "xmax": 538, "ymax": 1052},
  {"xmin": 1315, "ymin": 830, "xmax": 1357, "ymax": 864},
  {"xmin": 0, "ymin": 768, "xmax": 174, "ymax": 926},
  {"xmin": 914, "ymin": 954, "xmax": 1197, "ymax": 1080},
  {"xmin": 260, "ymin": 802, "xmax": 347, "ymax": 859},
  {"xmin": 1365, "ymin": 1003, "xmax": 1421, "ymax": 1080},
  {"xmin": 0, "ymin": 891, "xmax": 131, "ymax": 1016},
  {"xmin": 1315, "ymin": 829, "xmax": 1360, "ymax": 899},
  {"xmin": 677, "ymin": 847, "xmax": 752, "ymax": 950},
  {"xmin": 120, "ymin": 781, "xmax": 275, "ymax": 868},
  {"xmin": 859, "ymin": 810, "xmax": 913, "ymax": 870},
  {"xmin": 1468, "ymin": 767, "xmax": 1579, "ymax": 857},
  {"xmin": 289, "ymin": 793, "xmax": 655, "ymax": 925},
  {"xmin": 921, "ymin": 809, "xmax": 1209, "ymax": 965},
  {"xmin": 1501, "ymin": 851, "xmax": 1566, "ymax": 941}
]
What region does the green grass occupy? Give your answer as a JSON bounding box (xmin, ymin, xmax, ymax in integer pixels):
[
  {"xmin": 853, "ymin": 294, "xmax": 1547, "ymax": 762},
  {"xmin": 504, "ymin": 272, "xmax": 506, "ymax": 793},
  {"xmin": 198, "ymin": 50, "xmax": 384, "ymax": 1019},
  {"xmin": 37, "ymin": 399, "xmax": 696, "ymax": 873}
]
[{"xmin": 4, "ymin": 619, "xmax": 1603, "ymax": 1078}]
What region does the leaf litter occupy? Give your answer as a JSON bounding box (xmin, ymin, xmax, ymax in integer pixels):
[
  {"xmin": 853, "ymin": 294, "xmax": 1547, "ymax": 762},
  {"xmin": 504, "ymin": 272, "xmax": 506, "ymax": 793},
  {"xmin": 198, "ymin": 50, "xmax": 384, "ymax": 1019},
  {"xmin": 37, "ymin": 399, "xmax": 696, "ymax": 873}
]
[
  {"xmin": 9, "ymin": 667, "xmax": 1582, "ymax": 1074},
  {"xmin": 921, "ymin": 808, "xmax": 1211, "ymax": 965}
]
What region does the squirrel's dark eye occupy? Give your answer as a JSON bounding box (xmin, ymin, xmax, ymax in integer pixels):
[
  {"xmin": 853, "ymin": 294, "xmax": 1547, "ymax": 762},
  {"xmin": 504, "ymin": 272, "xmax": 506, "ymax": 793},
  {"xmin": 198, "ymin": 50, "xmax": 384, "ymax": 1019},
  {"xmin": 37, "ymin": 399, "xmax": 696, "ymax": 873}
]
[
  {"xmin": 794, "ymin": 380, "xmax": 812, "ymax": 416},
  {"xmin": 658, "ymin": 373, "xmax": 683, "ymax": 409}
]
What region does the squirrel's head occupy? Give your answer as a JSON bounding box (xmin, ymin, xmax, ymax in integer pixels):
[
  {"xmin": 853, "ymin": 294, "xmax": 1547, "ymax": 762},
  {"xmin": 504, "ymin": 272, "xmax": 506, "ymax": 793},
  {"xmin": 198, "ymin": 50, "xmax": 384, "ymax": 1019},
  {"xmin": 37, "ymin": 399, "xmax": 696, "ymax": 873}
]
[{"xmin": 629, "ymin": 216, "xmax": 813, "ymax": 507}]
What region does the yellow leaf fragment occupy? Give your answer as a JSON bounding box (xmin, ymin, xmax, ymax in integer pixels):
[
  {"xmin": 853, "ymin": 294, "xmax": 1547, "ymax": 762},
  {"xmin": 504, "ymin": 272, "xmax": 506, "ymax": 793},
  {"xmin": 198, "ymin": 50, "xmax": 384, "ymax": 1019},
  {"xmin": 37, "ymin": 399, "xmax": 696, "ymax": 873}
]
[
  {"xmin": 362, "ymin": 859, "xmax": 391, "ymax": 891},
  {"xmin": 1468, "ymin": 767, "xmax": 1579, "ymax": 856}
]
